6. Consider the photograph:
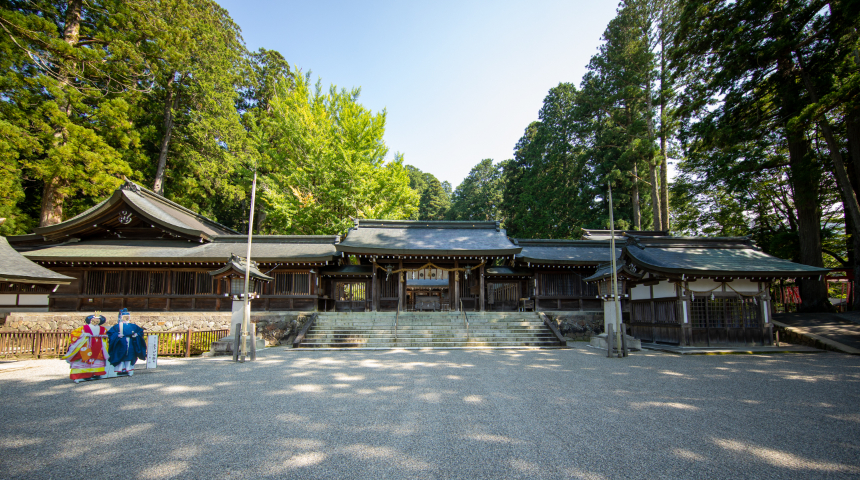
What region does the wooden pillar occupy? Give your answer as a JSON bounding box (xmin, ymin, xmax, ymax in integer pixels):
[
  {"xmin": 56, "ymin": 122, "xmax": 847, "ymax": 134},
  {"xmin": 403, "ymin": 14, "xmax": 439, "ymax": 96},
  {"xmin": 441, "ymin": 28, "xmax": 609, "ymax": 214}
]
[
  {"xmin": 398, "ymin": 259, "xmax": 403, "ymax": 311},
  {"xmin": 78, "ymin": 270, "xmax": 86, "ymax": 312},
  {"xmin": 215, "ymin": 278, "xmax": 222, "ymax": 311},
  {"xmin": 479, "ymin": 261, "xmax": 485, "ymax": 312},
  {"xmin": 372, "ymin": 260, "xmax": 378, "ymax": 311},
  {"xmin": 454, "ymin": 259, "xmax": 460, "ymax": 311},
  {"xmin": 165, "ymin": 271, "xmax": 172, "ymax": 311}
]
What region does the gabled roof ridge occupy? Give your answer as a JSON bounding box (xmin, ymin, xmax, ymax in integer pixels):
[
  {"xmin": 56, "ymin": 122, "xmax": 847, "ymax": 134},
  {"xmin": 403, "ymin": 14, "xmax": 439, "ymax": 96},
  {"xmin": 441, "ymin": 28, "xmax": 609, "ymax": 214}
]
[
  {"xmin": 211, "ymin": 235, "xmax": 341, "ymax": 244},
  {"xmin": 515, "ymin": 239, "xmax": 610, "ymax": 246},
  {"xmin": 126, "ymin": 181, "xmax": 240, "ymax": 235},
  {"xmin": 627, "ymin": 235, "xmax": 756, "ymax": 249},
  {"xmin": 355, "ymin": 218, "xmax": 501, "ymax": 230}
]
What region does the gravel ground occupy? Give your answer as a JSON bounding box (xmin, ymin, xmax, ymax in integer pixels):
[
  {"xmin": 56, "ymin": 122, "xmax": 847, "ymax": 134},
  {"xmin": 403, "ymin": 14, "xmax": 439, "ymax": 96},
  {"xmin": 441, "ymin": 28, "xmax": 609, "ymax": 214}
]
[{"xmin": 1, "ymin": 346, "xmax": 859, "ymax": 480}]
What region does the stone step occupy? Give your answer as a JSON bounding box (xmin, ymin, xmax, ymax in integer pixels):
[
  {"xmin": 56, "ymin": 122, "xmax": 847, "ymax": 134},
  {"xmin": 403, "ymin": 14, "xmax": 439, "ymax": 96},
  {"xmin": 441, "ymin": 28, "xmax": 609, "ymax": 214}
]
[
  {"xmin": 297, "ymin": 341, "xmax": 564, "ymax": 349},
  {"xmin": 312, "ymin": 321, "xmax": 546, "ymax": 327},
  {"xmin": 303, "ymin": 333, "xmax": 558, "ymax": 340}
]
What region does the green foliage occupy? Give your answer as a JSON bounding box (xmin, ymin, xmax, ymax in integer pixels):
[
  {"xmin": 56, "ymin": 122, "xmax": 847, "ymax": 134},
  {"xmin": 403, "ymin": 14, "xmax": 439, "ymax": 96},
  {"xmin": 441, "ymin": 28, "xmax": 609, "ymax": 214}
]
[
  {"xmin": 407, "ymin": 165, "xmax": 451, "ymax": 220},
  {"xmin": 256, "ymin": 73, "xmax": 418, "ymax": 235},
  {"xmin": 449, "ymin": 159, "xmax": 505, "ymax": 222}
]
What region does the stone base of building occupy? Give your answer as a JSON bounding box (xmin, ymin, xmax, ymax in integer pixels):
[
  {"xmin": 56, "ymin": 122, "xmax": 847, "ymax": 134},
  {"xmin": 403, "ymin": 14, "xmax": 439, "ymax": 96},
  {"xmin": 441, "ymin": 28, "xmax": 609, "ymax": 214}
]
[{"xmin": 589, "ymin": 333, "xmax": 641, "ymax": 351}]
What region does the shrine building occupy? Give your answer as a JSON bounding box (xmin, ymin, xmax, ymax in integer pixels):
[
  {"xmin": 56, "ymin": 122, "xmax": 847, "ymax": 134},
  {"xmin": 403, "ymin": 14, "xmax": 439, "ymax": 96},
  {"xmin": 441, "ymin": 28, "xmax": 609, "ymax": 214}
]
[{"xmin": 1, "ymin": 180, "xmax": 830, "ymax": 347}]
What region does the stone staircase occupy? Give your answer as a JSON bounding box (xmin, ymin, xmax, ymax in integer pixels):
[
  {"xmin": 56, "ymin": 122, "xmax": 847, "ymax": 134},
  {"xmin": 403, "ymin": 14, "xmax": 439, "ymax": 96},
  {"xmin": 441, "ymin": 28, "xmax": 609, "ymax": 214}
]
[{"xmin": 295, "ymin": 311, "xmax": 565, "ymax": 349}]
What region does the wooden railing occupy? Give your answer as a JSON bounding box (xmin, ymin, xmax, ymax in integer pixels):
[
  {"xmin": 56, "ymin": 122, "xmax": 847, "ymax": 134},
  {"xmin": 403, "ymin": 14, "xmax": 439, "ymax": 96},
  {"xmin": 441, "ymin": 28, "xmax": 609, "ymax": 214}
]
[{"xmin": 0, "ymin": 329, "xmax": 229, "ymax": 359}]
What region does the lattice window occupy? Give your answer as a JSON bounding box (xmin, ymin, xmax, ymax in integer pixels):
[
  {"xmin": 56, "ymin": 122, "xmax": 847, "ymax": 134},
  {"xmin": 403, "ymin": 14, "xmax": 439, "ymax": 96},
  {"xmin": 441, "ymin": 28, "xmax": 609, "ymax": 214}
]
[
  {"xmin": 633, "ymin": 302, "xmax": 652, "ymax": 323},
  {"xmin": 654, "ymin": 300, "xmax": 678, "ymax": 324},
  {"xmin": 487, "ymin": 283, "xmax": 518, "ymax": 304},
  {"xmin": 173, "ymin": 272, "xmax": 214, "ymax": 295},
  {"xmin": 336, "ymin": 281, "xmax": 366, "ymax": 301},
  {"xmin": 538, "ymin": 273, "xmax": 598, "ymax": 297},
  {"xmin": 459, "ymin": 276, "xmax": 478, "ymax": 298},
  {"xmin": 379, "ymin": 274, "xmax": 398, "ymax": 298},
  {"xmin": 273, "ymin": 273, "xmax": 311, "ymax": 295},
  {"xmin": 84, "ymin": 270, "xmax": 123, "ymax": 294},
  {"xmin": 127, "ymin": 271, "xmax": 167, "ymax": 295},
  {"xmin": 690, "ymin": 297, "xmax": 760, "ymax": 328}
]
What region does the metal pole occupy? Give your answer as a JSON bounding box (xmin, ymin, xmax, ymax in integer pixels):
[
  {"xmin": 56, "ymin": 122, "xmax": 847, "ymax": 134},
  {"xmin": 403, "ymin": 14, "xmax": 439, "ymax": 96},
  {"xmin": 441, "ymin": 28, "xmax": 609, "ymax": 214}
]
[
  {"xmin": 241, "ymin": 171, "xmax": 257, "ymax": 362},
  {"xmin": 608, "ymin": 183, "xmax": 623, "ymax": 358}
]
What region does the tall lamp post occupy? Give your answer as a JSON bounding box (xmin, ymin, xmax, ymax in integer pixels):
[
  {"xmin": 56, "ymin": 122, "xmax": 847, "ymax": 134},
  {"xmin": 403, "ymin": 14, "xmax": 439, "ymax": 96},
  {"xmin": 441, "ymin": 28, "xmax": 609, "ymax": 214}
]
[
  {"xmin": 240, "ymin": 171, "xmax": 258, "ymax": 362},
  {"xmin": 608, "ymin": 182, "xmax": 623, "ymax": 358}
]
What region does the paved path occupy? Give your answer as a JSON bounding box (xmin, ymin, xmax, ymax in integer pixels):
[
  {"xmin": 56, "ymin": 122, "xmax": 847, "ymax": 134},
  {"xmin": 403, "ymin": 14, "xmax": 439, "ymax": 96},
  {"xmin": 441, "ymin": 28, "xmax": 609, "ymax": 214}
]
[
  {"xmin": 2, "ymin": 346, "xmax": 860, "ymax": 479},
  {"xmin": 774, "ymin": 312, "xmax": 860, "ymax": 353}
]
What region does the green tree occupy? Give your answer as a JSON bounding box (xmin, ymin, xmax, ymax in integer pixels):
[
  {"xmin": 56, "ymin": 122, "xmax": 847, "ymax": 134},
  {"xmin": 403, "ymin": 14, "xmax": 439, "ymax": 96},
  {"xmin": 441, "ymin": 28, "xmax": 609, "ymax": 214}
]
[
  {"xmin": 670, "ymin": 0, "xmax": 849, "ymax": 311},
  {"xmin": 0, "ymin": 0, "xmax": 161, "ymax": 228},
  {"xmin": 135, "ymin": 0, "xmax": 251, "ymax": 224},
  {"xmin": 449, "ymin": 159, "xmax": 505, "ymax": 222},
  {"xmin": 419, "ymin": 177, "xmax": 451, "ymax": 220},
  {"xmin": 258, "ymin": 73, "xmax": 418, "ymax": 234},
  {"xmin": 406, "ymin": 165, "xmax": 450, "ymax": 220}
]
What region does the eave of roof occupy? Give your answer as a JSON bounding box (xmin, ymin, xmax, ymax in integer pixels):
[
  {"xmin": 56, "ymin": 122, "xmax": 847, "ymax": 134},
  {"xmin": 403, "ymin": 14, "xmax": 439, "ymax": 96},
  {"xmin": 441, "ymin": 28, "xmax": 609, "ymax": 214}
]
[
  {"xmin": 515, "ymin": 239, "xmax": 621, "ymax": 265},
  {"xmin": 21, "ymin": 236, "xmax": 340, "ymax": 264},
  {"xmin": 0, "ymin": 237, "xmax": 74, "ymax": 284},
  {"xmin": 624, "ymin": 236, "xmax": 831, "ymax": 278}
]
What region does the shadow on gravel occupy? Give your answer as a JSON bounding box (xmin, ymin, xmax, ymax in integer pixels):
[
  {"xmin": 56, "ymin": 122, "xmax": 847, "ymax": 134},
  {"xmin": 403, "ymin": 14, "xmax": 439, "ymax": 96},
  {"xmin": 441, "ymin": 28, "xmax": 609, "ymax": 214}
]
[{"xmin": 1, "ymin": 348, "xmax": 860, "ymax": 479}]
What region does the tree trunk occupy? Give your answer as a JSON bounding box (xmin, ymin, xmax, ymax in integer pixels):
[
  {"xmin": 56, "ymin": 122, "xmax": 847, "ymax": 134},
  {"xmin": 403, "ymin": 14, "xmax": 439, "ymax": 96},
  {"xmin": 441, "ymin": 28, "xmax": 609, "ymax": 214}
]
[
  {"xmin": 153, "ymin": 73, "xmax": 177, "ymax": 196},
  {"xmin": 644, "ymin": 60, "xmax": 661, "ymax": 231},
  {"xmin": 659, "ymin": 37, "xmax": 669, "ymax": 231},
  {"xmin": 845, "ymin": 108, "xmax": 860, "ymax": 310},
  {"xmin": 649, "ymin": 163, "xmax": 660, "ymax": 230},
  {"xmin": 39, "ymin": 179, "xmax": 64, "ymax": 227},
  {"xmin": 787, "ymin": 132, "xmax": 831, "ymax": 312},
  {"xmin": 39, "ymin": 0, "xmax": 83, "ymax": 227},
  {"xmin": 632, "ymin": 163, "xmax": 641, "ymax": 230}
]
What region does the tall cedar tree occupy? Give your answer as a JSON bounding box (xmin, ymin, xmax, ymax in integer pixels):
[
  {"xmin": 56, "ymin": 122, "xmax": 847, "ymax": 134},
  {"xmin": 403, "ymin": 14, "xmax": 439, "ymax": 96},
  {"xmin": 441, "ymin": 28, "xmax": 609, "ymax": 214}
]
[{"xmin": 671, "ymin": 0, "xmax": 851, "ymax": 311}]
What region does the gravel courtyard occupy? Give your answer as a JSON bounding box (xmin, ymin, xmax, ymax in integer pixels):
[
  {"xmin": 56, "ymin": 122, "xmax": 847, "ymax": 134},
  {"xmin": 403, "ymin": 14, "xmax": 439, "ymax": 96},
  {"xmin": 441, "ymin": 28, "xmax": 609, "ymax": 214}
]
[{"xmin": 1, "ymin": 346, "xmax": 859, "ymax": 480}]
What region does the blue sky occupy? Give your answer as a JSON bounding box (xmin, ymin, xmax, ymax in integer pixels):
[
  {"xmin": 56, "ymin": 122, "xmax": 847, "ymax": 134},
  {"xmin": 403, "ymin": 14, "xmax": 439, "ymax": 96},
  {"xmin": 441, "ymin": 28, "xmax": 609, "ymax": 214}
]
[{"xmin": 216, "ymin": 0, "xmax": 620, "ymax": 187}]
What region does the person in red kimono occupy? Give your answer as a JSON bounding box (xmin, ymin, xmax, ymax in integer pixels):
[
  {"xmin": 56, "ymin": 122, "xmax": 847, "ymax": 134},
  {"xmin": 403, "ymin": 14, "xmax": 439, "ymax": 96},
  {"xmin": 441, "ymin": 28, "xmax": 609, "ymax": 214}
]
[{"xmin": 62, "ymin": 313, "xmax": 109, "ymax": 383}]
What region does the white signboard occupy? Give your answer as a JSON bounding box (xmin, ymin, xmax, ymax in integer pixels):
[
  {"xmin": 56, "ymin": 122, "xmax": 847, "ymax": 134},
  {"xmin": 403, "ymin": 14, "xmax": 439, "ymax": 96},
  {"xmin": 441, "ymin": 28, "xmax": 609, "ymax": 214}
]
[
  {"xmin": 103, "ymin": 361, "xmax": 117, "ymax": 378},
  {"xmin": 146, "ymin": 335, "xmax": 159, "ymax": 369}
]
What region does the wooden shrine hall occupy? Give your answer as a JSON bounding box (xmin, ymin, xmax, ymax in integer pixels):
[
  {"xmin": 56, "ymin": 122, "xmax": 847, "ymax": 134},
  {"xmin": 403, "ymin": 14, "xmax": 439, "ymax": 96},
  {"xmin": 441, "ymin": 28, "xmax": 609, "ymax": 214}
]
[{"xmin": 1, "ymin": 181, "xmax": 831, "ymax": 331}]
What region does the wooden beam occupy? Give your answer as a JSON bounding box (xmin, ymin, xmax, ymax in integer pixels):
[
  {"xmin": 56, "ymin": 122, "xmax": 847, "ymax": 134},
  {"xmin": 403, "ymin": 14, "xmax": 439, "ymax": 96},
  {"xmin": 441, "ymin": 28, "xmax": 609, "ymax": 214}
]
[
  {"xmin": 479, "ymin": 262, "xmax": 485, "ymax": 312},
  {"xmin": 454, "ymin": 259, "xmax": 459, "ymax": 312}
]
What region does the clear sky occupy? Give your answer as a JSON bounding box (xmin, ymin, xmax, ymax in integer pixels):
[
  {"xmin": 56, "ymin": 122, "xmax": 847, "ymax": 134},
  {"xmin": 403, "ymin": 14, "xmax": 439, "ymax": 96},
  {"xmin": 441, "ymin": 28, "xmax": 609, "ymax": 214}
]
[{"xmin": 215, "ymin": 0, "xmax": 620, "ymax": 188}]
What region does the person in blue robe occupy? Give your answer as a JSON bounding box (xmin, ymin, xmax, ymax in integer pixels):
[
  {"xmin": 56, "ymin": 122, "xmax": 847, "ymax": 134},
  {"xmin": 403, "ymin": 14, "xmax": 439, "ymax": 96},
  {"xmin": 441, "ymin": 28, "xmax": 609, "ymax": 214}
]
[{"xmin": 107, "ymin": 309, "xmax": 147, "ymax": 376}]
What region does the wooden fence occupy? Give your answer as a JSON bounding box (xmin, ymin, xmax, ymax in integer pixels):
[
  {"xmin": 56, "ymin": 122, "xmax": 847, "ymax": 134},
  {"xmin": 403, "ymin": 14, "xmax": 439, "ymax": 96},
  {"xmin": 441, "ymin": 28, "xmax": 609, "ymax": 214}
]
[{"xmin": 0, "ymin": 329, "xmax": 230, "ymax": 359}]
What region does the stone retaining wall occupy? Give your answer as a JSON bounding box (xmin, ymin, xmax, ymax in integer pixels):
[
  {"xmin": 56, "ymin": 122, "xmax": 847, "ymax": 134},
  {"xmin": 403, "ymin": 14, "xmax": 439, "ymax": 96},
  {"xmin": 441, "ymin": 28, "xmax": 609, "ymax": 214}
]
[
  {"xmin": 0, "ymin": 311, "xmax": 313, "ymax": 346},
  {"xmin": 544, "ymin": 311, "xmax": 605, "ymax": 340}
]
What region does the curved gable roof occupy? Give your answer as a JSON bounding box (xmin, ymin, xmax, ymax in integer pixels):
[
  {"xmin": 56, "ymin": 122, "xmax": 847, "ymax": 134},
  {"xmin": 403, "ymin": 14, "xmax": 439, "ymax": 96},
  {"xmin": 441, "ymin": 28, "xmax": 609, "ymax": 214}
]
[{"xmin": 33, "ymin": 181, "xmax": 239, "ymax": 240}]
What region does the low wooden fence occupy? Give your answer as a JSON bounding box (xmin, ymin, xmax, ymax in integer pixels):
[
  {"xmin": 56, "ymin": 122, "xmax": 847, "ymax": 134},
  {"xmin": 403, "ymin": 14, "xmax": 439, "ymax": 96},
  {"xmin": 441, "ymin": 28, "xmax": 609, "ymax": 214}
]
[{"xmin": 0, "ymin": 329, "xmax": 230, "ymax": 359}]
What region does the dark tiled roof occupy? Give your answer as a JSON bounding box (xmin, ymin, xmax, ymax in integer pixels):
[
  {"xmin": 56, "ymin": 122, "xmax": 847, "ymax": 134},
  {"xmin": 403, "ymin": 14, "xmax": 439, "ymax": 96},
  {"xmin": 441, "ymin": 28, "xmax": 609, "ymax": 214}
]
[
  {"xmin": 485, "ymin": 266, "xmax": 532, "ymax": 276},
  {"xmin": 0, "ymin": 237, "xmax": 74, "ymax": 284},
  {"xmin": 337, "ymin": 219, "xmax": 520, "ymax": 256},
  {"xmin": 208, "ymin": 254, "xmax": 274, "ymax": 282},
  {"xmin": 624, "ymin": 236, "xmax": 830, "ymax": 277},
  {"xmin": 320, "ymin": 265, "xmax": 373, "ymax": 276},
  {"xmin": 516, "ymin": 239, "xmax": 620, "ymax": 265},
  {"xmin": 581, "ymin": 229, "xmax": 668, "ymax": 241},
  {"xmin": 33, "ymin": 180, "xmax": 239, "ymax": 239},
  {"xmin": 22, "ymin": 236, "xmax": 340, "ymax": 263},
  {"xmin": 583, "ymin": 263, "xmax": 644, "ymax": 282}
]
